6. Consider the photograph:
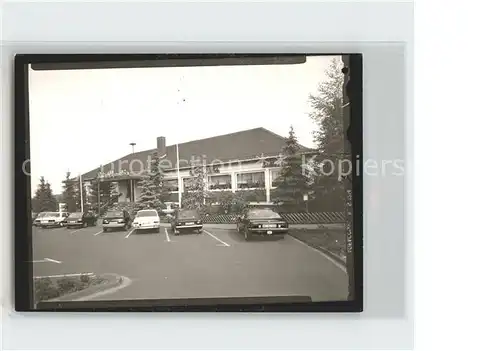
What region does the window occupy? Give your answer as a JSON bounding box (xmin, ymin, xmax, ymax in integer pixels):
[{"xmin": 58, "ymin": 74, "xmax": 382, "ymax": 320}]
[
  {"xmin": 247, "ymin": 208, "xmax": 281, "ymax": 219},
  {"xmin": 165, "ymin": 178, "xmax": 179, "ymax": 192},
  {"xmin": 270, "ymin": 169, "xmax": 281, "ymax": 187},
  {"xmin": 208, "ymin": 174, "xmax": 232, "ymax": 190},
  {"xmin": 136, "ymin": 210, "xmax": 158, "ymax": 217},
  {"xmin": 237, "ymin": 172, "xmax": 265, "ymax": 189}
]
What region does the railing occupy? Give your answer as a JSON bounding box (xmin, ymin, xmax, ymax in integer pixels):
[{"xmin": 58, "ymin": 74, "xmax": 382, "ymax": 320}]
[{"xmin": 202, "ymin": 212, "xmax": 346, "ymax": 224}]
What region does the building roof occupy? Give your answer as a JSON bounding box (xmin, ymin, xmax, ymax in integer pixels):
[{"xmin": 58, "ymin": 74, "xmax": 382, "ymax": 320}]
[{"xmin": 81, "ymin": 127, "xmax": 313, "ymax": 180}]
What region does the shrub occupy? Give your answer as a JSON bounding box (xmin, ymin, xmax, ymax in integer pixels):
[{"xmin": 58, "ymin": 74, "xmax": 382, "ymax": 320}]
[
  {"xmin": 34, "ymin": 277, "xmax": 59, "ymax": 302},
  {"xmin": 80, "ymin": 274, "xmax": 90, "ymax": 283}
]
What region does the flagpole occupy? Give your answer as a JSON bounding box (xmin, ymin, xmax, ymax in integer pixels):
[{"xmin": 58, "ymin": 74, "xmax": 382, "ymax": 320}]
[
  {"xmin": 176, "ymin": 143, "xmax": 182, "ymax": 209},
  {"xmin": 79, "ymin": 173, "xmax": 84, "ymax": 212}
]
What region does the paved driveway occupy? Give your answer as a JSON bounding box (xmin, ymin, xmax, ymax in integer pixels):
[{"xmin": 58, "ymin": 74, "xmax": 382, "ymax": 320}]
[{"xmin": 32, "ymin": 223, "xmax": 348, "ymax": 303}]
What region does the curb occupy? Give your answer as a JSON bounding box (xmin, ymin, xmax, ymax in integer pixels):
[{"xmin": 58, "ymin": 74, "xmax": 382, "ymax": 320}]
[
  {"xmin": 46, "ymin": 273, "xmax": 125, "ymax": 302},
  {"xmin": 317, "ymin": 246, "xmax": 347, "ymax": 266},
  {"xmin": 288, "ymin": 234, "xmax": 347, "ymax": 270}
]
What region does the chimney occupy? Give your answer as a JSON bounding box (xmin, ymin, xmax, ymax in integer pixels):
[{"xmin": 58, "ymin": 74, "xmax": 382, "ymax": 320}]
[{"xmin": 157, "ymin": 136, "xmax": 166, "ymax": 157}]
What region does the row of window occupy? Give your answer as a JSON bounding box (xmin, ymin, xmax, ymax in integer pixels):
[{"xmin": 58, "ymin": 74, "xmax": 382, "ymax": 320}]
[{"xmin": 163, "ymin": 170, "xmax": 281, "ymax": 191}]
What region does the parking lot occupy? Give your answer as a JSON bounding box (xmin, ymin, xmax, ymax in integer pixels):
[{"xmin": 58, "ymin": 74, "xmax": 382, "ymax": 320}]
[{"xmin": 32, "ymin": 222, "xmax": 348, "ymax": 302}]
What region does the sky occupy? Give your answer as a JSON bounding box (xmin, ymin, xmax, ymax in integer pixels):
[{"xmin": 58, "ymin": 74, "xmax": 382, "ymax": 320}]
[{"xmin": 28, "ymin": 55, "xmax": 338, "ymax": 195}]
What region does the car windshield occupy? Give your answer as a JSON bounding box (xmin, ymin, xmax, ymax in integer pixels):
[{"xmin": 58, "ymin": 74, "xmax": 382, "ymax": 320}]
[
  {"xmin": 36, "ymin": 212, "xmax": 48, "ymax": 218},
  {"xmin": 105, "ymin": 211, "xmax": 123, "ymax": 217},
  {"xmin": 136, "ymin": 210, "xmax": 158, "ymax": 217},
  {"xmin": 177, "ymin": 210, "xmax": 200, "ymax": 219},
  {"xmin": 247, "ymin": 209, "xmax": 281, "ymax": 219},
  {"xmin": 68, "ymin": 212, "xmax": 83, "ymax": 218},
  {"xmin": 45, "ymin": 212, "xmax": 60, "ymax": 217}
]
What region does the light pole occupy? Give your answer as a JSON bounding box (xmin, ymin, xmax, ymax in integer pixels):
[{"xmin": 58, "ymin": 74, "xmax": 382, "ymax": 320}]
[{"xmin": 129, "ymin": 142, "xmax": 136, "ymax": 154}]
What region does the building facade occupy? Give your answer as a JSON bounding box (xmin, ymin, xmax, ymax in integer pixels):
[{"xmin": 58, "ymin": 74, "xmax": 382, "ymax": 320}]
[{"xmin": 80, "ymin": 128, "xmax": 315, "ymax": 207}]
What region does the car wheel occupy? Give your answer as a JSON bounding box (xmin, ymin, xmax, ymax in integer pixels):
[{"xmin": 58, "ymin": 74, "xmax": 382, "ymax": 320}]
[
  {"xmin": 103, "ymin": 228, "xmax": 107, "ymax": 232},
  {"xmin": 155, "ymin": 227, "xmax": 160, "ymax": 233}
]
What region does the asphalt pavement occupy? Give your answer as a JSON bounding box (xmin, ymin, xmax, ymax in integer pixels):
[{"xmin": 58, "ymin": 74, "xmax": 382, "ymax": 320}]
[{"xmin": 32, "ymin": 222, "xmax": 348, "ymax": 303}]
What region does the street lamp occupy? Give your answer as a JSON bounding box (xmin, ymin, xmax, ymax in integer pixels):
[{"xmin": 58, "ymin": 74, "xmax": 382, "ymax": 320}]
[{"xmin": 129, "ymin": 142, "xmax": 136, "ymax": 154}]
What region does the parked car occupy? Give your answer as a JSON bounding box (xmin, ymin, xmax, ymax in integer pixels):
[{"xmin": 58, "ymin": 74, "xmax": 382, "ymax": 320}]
[
  {"xmin": 31, "ymin": 212, "xmax": 38, "ymax": 226},
  {"xmin": 38, "ymin": 212, "xmax": 69, "ymax": 228},
  {"xmin": 132, "ymin": 209, "xmax": 161, "ymax": 233},
  {"xmin": 33, "ymin": 212, "xmax": 48, "ymax": 227},
  {"xmin": 102, "ymin": 210, "xmax": 132, "ymax": 232},
  {"xmin": 236, "ymin": 208, "xmax": 288, "ymax": 241},
  {"xmin": 65, "ymin": 211, "xmax": 98, "ymax": 229},
  {"xmin": 171, "ymin": 209, "xmax": 203, "ymax": 235}
]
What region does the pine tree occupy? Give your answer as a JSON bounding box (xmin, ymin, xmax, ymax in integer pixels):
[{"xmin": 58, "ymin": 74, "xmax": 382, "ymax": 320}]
[
  {"xmin": 309, "ymin": 57, "xmax": 346, "ymax": 211},
  {"xmin": 149, "ymin": 151, "xmax": 170, "ymax": 204},
  {"xmin": 272, "ymin": 126, "xmax": 310, "ymax": 211},
  {"xmin": 61, "ymin": 172, "xmax": 78, "ymax": 212},
  {"xmin": 149, "ymin": 151, "xmax": 163, "ymax": 190},
  {"xmin": 136, "ymin": 176, "xmax": 162, "ymax": 210},
  {"xmin": 33, "ymin": 176, "xmax": 58, "ymax": 212}
]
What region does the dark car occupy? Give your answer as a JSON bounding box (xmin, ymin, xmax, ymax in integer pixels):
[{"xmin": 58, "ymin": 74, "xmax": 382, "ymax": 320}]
[
  {"xmin": 65, "ymin": 211, "xmax": 98, "ymax": 229},
  {"xmin": 102, "ymin": 210, "xmax": 132, "ymax": 232},
  {"xmin": 236, "ymin": 208, "xmax": 288, "ymax": 241},
  {"xmin": 171, "ymin": 209, "xmax": 203, "ymax": 235}
]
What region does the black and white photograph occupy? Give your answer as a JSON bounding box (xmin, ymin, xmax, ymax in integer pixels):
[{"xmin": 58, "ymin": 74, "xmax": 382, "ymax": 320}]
[{"xmin": 16, "ymin": 54, "xmax": 362, "ymax": 311}]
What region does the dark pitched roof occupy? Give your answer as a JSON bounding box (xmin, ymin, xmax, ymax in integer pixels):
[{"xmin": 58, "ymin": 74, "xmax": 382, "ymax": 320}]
[{"xmin": 81, "ymin": 127, "xmax": 313, "ymax": 180}]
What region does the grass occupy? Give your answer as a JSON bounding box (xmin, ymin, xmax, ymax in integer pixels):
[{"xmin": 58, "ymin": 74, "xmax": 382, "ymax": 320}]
[
  {"xmin": 288, "ymin": 227, "xmax": 347, "ymax": 260},
  {"xmin": 34, "ymin": 274, "xmax": 108, "ymax": 304}
]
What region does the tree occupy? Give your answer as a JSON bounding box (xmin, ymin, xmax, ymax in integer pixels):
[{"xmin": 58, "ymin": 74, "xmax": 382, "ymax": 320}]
[
  {"xmin": 272, "ymin": 125, "xmax": 310, "ymax": 211},
  {"xmin": 149, "ymin": 151, "xmax": 163, "ymax": 191},
  {"xmin": 181, "ymin": 162, "xmax": 208, "ymax": 213},
  {"xmin": 309, "ymin": 55, "xmax": 356, "ymax": 301},
  {"xmin": 33, "ymin": 176, "xmax": 57, "ymax": 212},
  {"xmin": 308, "ymin": 56, "xmax": 346, "ymax": 212},
  {"xmin": 87, "ymin": 179, "xmax": 114, "ymax": 213},
  {"xmin": 61, "ymin": 172, "xmax": 78, "ymax": 212},
  {"xmin": 136, "ymin": 176, "xmax": 162, "ymax": 210},
  {"xmin": 209, "ymin": 190, "xmax": 254, "ymax": 214}
]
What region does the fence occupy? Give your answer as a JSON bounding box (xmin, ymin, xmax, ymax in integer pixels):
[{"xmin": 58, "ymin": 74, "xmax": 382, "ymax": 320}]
[{"xmin": 202, "ymin": 212, "xmax": 346, "ymax": 224}]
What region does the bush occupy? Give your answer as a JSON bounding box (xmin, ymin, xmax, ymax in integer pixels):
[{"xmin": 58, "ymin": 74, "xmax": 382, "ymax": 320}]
[
  {"xmin": 56, "ymin": 277, "xmax": 85, "ymax": 294},
  {"xmin": 80, "ymin": 274, "xmax": 90, "ymax": 283},
  {"xmin": 34, "ymin": 277, "xmax": 59, "ymax": 302}
]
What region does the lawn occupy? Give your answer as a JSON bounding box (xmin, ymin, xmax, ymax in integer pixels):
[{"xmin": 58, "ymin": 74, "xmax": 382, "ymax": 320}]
[
  {"xmin": 288, "ymin": 226, "xmax": 347, "ymax": 262},
  {"xmin": 34, "ymin": 274, "xmax": 109, "ymax": 304}
]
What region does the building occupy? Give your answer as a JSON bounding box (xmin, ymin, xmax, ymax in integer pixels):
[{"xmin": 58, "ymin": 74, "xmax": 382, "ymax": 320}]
[{"xmin": 80, "ymin": 127, "xmax": 315, "ymax": 207}]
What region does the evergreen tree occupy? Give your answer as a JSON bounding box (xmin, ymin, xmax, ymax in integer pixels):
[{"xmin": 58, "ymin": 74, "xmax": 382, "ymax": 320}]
[
  {"xmin": 149, "ymin": 151, "xmax": 163, "ymax": 191},
  {"xmin": 61, "ymin": 172, "xmax": 78, "ymax": 212},
  {"xmin": 308, "ymin": 57, "xmax": 346, "ymax": 211},
  {"xmin": 136, "ymin": 176, "xmax": 162, "ymax": 210},
  {"xmin": 33, "ymin": 176, "xmax": 58, "ymax": 212},
  {"xmin": 272, "ymin": 126, "xmax": 310, "ymax": 211}
]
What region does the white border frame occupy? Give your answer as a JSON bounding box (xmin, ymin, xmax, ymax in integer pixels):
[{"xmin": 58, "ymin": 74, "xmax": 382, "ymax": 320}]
[{"xmin": 1, "ymin": 1, "xmax": 413, "ymax": 350}]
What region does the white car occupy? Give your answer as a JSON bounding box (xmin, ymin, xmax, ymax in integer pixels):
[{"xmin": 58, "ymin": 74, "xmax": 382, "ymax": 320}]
[
  {"xmin": 39, "ymin": 212, "xmax": 69, "ymax": 228},
  {"xmin": 132, "ymin": 209, "xmax": 161, "ymax": 233}
]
